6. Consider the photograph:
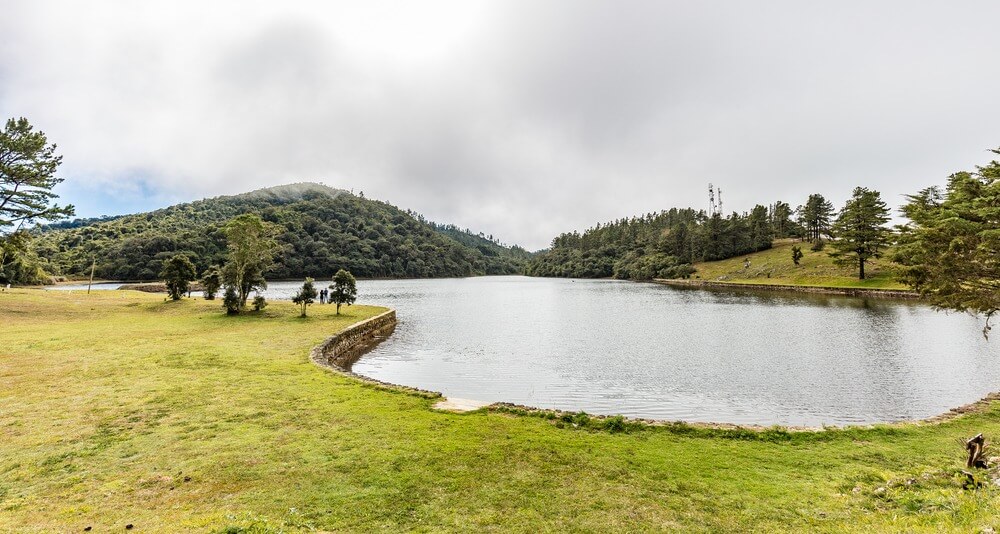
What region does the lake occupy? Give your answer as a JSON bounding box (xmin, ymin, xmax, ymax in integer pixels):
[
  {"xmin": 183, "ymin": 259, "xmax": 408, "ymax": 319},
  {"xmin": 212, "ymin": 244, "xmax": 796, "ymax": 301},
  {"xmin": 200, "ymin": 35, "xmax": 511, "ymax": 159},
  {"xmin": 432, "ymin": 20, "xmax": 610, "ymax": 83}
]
[{"xmin": 53, "ymin": 276, "xmax": 998, "ymax": 426}]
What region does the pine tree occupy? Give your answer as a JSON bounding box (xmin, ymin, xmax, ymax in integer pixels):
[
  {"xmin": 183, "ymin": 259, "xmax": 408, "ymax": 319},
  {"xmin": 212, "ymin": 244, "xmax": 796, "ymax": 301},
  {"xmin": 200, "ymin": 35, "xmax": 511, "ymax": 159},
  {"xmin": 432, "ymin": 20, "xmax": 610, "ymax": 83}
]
[
  {"xmin": 829, "ymin": 187, "xmax": 891, "ymax": 280},
  {"xmin": 0, "ymin": 118, "xmax": 74, "ymax": 232},
  {"xmin": 895, "ymin": 149, "xmax": 1000, "ymax": 335},
  {"xmin": 798, "ymin": 194, "xmax": 835, "ymax": 243}
]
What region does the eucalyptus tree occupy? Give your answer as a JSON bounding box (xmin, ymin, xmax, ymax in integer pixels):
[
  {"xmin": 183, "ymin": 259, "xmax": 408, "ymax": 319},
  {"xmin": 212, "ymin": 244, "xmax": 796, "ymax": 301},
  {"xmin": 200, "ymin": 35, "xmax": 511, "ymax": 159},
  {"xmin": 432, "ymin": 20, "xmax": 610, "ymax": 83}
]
[{"xmin": 222, "ymin": 214, "xmax": 282, "ymax": 312}]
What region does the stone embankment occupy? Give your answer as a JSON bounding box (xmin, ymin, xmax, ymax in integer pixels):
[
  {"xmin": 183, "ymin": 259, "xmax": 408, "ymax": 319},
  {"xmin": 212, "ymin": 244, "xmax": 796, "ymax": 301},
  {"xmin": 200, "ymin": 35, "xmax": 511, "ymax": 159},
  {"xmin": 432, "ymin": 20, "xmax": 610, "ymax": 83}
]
[
  {"xmin": 309, "ymin": 309, "xmax": 440, "ymax": 398},
  {"xmin": 653, "ymin": 279, "xmax": 920, "ymax": 299}
]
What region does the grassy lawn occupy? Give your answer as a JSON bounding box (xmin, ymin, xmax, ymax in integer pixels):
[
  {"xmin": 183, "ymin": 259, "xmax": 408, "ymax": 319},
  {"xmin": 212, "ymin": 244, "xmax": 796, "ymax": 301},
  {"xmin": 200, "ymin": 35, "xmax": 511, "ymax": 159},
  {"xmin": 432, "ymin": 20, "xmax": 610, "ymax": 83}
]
[
  {"xmin": 3, "ymin": 289, "xmax": 1000, "ymax": 532},
  {"xmin": 690, "ymin": 240, "xmax": 907, "ymax": 290}
]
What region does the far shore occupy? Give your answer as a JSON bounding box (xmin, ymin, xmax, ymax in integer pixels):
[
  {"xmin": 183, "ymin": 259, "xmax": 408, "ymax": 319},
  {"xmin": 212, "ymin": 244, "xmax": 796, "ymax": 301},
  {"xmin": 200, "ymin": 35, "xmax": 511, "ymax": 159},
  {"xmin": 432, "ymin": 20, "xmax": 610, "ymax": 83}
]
[{"xmin": 653, "ymin": 278, "xmax": 920, "ymax": 299}]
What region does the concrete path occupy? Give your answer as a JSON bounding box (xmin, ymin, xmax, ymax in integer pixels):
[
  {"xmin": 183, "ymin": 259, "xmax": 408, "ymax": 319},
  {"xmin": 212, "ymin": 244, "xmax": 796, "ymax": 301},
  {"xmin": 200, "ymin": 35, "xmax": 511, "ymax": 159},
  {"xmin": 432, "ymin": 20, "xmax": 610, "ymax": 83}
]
[{"xmin": 433, "ymin": 397, "xmax": 491, "ymax": 412}]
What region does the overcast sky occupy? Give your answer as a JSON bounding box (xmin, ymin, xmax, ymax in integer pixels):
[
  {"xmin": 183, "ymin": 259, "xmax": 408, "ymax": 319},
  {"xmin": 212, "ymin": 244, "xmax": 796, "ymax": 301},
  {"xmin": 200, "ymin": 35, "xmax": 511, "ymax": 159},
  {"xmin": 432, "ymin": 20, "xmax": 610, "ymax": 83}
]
[{"xmin": 2, "ymin": 1, "xmax": 999, "ymax": 250}]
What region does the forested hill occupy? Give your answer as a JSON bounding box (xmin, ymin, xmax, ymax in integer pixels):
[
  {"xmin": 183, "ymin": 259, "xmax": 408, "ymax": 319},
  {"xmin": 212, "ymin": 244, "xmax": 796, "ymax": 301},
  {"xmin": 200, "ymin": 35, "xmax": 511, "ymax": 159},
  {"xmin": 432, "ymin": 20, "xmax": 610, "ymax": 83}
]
[
  {"xmin": 527, "ymin": 203, "xmax": 795, "ymax": 281},
  {"xmin": 32, "ymin": 183, "xmax": 529, "ymax": 280}
]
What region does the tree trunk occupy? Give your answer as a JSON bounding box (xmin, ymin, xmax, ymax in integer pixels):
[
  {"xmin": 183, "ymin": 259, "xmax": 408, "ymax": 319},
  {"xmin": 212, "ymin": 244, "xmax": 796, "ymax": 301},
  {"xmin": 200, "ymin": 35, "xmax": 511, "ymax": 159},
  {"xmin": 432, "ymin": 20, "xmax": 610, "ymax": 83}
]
[
  {"xmin": 336, "ymin": 302, "xmax": 341, "ymax": 315},
  {"xmin": 859, "ymin": 258, "xmax": 866, "ymax": 280}
]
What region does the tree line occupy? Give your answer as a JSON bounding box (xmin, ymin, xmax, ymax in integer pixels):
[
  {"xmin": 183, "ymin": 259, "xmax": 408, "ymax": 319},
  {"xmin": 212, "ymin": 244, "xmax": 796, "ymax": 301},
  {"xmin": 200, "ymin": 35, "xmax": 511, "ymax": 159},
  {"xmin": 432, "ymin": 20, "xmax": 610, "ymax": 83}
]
[
  {"xmin": 526, "ymin": 186, "xmax": 898, "ymax": 282},
  {"xmin": 527, "ymin": 200, "xmax": 797, "ymax": 280}
]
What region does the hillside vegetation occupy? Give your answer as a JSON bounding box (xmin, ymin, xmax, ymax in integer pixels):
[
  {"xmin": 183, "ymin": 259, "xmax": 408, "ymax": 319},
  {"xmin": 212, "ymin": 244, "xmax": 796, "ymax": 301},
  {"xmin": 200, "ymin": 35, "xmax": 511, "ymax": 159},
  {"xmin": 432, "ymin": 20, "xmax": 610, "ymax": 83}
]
[
  {"xmin": 31, "ymin": 183, "xmax": 528, "ymax": 281},
  {"xmin": 3, "ymin": 289, "xmax": 1000, "ymax": 531},
  {"xmin": 689, "ymin": 239, "xmax": 906, "ymax": 289},
  {"xmin": 527, "ymin": 206, "xmax": 780, "ymax": 280}
]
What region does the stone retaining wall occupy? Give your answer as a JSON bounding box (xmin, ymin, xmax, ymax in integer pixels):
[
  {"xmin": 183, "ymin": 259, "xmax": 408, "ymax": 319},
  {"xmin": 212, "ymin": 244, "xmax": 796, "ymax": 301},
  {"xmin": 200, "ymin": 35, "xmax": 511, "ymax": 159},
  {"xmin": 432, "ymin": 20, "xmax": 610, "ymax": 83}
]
[{"xmin": 309, "ymin": 309, "xmax": 440, "ymax": 398}]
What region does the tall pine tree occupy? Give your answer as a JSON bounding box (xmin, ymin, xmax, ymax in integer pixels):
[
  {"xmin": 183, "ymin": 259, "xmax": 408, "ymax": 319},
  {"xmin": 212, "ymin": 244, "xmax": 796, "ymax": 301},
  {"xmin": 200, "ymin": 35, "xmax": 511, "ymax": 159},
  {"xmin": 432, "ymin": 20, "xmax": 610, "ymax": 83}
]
[{"xmin": 829, "ymin": 187, "xmax": 891, "ymax": 280}]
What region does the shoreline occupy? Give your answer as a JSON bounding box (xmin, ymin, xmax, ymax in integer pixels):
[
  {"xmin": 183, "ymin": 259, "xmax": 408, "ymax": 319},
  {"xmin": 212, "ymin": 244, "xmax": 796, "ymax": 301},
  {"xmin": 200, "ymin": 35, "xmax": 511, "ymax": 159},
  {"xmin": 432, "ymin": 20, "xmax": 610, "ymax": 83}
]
[
  {"xmin": 652, "ymin": 278, "xmax": 920, "ymax": 299},
  {"xmin": 308, "ymin": 304, "xmax": 999, "ymax": 434}
]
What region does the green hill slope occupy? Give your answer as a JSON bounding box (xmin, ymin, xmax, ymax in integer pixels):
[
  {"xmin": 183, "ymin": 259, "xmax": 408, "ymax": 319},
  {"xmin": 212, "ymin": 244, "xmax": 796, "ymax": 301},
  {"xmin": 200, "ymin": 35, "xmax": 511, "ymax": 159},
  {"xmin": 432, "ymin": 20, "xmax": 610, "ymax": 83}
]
[
  {"xmin": 688, "ymin": 239, "xmax": 906, "ymax": 289},
  {"xmin": 32, "ymin": 183, "xmax": 527, "ymax": 280}
]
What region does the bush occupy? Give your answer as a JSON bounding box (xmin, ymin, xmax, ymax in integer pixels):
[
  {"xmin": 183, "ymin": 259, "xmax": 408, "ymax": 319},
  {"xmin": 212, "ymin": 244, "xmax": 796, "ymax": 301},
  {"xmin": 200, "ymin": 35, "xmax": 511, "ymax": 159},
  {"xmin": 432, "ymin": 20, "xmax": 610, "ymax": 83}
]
[
  {"xmin": 604, "ymin": 415, "xmax": 627, "ymax": 433},
  {"xmin": 202, "ymin": 266, "xmax": 222, "ymax": 300},
  {"xmin": 810, "ymin": 239, "xmax": 825, "ymax": 252},
  {"xmin": 223, "ymin": 285, "xmax": 240, "ymax": 315},
  {"xmin": 252, "ymin": 294, "xmax": 267, "ymax": 312}
]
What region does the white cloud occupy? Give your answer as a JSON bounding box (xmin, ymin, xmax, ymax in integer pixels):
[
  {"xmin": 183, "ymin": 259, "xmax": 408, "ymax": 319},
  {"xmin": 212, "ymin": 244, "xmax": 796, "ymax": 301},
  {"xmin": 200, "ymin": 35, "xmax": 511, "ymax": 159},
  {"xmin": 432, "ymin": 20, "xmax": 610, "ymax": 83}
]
[{"xmin": 2, "ymin": 0, "xmax": 999, "ymax": 249}]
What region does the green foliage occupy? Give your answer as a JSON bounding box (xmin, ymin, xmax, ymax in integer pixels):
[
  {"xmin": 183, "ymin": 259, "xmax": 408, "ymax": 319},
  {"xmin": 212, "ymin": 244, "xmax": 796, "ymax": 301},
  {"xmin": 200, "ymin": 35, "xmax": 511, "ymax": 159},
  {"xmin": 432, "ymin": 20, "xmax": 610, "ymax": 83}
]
[
  {"xmin": 201, "ymin": 265, "xmax": 222, "ymax": 300},
  {"xmin": 528, "ymin": 205, "xmax": 777, "ymax": 280},
  {"xmin": 810, "ymin": 239, "xmax": 825, "ymax": 252},
  {"xmin": 252, "ymin": 294, "xmax": 267, "ymax": 312},
  {"xmin": 329, "ymin": 269, "xmax": 357, "ymax": 315},
  {"xmin": 427, "ymin": 221, "xmax": 532, "ymax": 274},
  {"xmin": 222, "ymin": 285, "xmax": 240, "ymax": 315},
  {"xmin": 613, "ymin": 252, "xmax": 694, "ymax": 281},
  {"xmin": 292, "ymin": 277, "xmax": 318, "ymax": 317},
  {"xmin": 159, "ymin": 254, "xmax": 197, "ymax": 300},
  {"xmin": 223, "ymin": 214, "xmax": 281, "ymax": 311},
  {"xmin": 31, "ymin": 183, "xmax": 528, "ymax": 281},
  {"xmin": 895, "ymin": 149, "xmax": 1000, "ymax": 333},
  {"xmin": 0, "ymin": 117, "xmax": 74, "ymax": 233},
  {"xmin": 829, "ymin": 187, "xmax": 891, "ymax": 280},
  {"xmin": 770, "ymin": 201, "xmax": 800, "ymax": 238},
  {"xmin": 798, "ymin": 193, "xmax": 835, "ymax": 243},
  {"xmin": 791, "ymin": 245, "xmax": 803, "ymax": 265},
  {"xmin": 0, "ymin": 230, "xmax": 48, "ymax": 285}
]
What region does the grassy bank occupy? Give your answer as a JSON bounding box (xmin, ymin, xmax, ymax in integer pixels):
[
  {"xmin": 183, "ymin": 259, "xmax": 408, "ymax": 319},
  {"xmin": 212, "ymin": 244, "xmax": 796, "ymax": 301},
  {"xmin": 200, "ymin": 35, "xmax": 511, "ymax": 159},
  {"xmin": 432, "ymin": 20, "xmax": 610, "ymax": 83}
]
[
  {"xmin": 690, "ymin": 239, "xmax": 906, "ymax": 290},
  {"xmin": 3, "ymin": 289, "xmax": 1000, "ymax": 532}
]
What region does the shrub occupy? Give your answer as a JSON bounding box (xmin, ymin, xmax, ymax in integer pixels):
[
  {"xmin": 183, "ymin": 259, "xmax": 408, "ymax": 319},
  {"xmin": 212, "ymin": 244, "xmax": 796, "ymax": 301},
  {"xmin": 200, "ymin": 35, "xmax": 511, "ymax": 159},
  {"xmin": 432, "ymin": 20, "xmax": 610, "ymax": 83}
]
[
  {"xmin": 604, "ymin": 415, "xmax": 627, "ymax": 433},
  {"xmin": 222, "ymin": 286, "xmax": 240, "ymax": 315}
]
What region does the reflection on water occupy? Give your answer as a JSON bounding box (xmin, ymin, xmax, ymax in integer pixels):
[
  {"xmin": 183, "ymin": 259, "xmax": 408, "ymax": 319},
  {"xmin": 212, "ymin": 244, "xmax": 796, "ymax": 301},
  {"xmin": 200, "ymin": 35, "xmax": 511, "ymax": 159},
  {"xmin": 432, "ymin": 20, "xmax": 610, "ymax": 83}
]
[{"xmin": 52, "ymin": 276, "xmax": 999, "ymax": 425}]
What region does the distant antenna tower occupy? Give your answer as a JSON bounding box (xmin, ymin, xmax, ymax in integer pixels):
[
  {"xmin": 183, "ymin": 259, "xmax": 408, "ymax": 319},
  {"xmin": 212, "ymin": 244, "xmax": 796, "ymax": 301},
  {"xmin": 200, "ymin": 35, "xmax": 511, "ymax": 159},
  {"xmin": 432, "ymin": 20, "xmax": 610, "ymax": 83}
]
[
  {"xmin": 717, "ymin": 188, "xmax": 723, "ymax": 215},
  {"xmin": 708, "ymin": 183, "xmax": 717, "ymax": 215}
]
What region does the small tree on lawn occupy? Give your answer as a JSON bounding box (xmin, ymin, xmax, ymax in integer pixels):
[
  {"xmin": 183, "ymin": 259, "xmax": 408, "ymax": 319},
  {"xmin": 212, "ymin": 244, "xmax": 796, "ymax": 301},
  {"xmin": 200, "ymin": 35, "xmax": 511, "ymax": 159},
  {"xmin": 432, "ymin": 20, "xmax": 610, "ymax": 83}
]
[
  {"xmin": 160, "ymin": 254, "xmax": 197, "ymax": 301},
  {"xmin": 201, "ymin": 265, "xmax": 222, "ymax": 300},
  {"xmin": 221, "ymin": 213, "xmax": 281, "ymax": 312},
  {"xmin": 292, "ymin": 277, "xmax": 318, "ymax": 317},
  {"xmin": 791, "ymin": 245, "xmax": 803, "ymax": 265},
  {"xmin": 222, "ymin": 285, "xmax": 240, "ymax": 315},
  {"xmin": 329, "ymin": 269, "xmax": 357, "ymax": 315}
]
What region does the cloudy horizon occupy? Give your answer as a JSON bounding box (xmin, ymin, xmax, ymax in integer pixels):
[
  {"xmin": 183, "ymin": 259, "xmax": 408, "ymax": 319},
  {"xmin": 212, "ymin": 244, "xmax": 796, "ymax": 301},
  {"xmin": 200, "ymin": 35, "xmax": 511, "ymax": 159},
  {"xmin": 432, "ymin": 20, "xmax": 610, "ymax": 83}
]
[{"xmin": 2, "ymin": 1, "xmax": 999, "ymax": 250}]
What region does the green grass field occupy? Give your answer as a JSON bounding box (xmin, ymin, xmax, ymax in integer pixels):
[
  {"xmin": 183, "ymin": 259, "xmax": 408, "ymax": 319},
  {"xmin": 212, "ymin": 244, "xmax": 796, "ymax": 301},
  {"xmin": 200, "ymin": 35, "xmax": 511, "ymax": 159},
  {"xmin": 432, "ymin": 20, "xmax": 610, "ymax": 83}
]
[
  {"xmin": 690, "ymin": 239, "xmax": 907, "ymax": 290},
  {"xmin": 3, "ymin": 289, "xmax": 1000, "ymax": 532}
]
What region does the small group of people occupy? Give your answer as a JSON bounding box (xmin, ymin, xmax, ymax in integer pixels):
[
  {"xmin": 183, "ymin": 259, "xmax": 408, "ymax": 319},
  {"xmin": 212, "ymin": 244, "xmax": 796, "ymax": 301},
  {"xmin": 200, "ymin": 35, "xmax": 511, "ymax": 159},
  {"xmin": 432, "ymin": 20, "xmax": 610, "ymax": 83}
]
[{"xmin": 318, "ymin": 288, "xmax": 331, "ymax": 304}]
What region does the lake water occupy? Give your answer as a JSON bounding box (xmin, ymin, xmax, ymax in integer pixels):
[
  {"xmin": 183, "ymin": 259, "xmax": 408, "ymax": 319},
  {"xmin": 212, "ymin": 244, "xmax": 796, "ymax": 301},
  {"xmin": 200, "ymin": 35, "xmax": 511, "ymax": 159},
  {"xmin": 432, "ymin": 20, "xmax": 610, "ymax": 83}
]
[{"xmin": 53, "ymin": 276, "xmax": 999, "ymax": 426}]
